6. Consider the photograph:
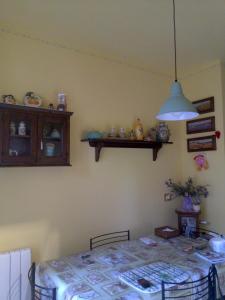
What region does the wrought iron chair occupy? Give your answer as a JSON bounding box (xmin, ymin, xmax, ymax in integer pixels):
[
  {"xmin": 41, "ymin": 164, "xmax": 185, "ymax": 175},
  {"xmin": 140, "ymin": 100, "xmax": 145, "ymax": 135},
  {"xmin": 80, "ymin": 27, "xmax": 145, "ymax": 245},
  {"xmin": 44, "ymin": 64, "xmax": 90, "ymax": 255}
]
[
  {"xmin": 162, "ymin": 264, "xmax": 217, "ymax": 300},
  {"xmin": 189, "ymin": 228, "xmax": 225, "ymax": 298},
  {"xmin": 28, "ymin": 262, "xmax": 57, "ymax": 300},
  {"xmin": 215, "ymin": 267, "xmax": 225, "ymax": 300},
  {"xmin": 90, "ymin": 230, "xmax": 130, "ymax": 250},
  {"xmin": 190, "ymin": 227, "xmax": 222, "ymax": 240}
]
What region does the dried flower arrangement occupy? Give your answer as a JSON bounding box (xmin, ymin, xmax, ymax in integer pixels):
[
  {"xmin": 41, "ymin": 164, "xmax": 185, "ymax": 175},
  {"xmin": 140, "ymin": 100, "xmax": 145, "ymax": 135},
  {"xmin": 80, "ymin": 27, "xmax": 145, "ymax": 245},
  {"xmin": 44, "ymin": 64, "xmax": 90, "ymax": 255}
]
[{"xmin": 165, "ymin": 177, "xmax": 208, "ymax": 205}]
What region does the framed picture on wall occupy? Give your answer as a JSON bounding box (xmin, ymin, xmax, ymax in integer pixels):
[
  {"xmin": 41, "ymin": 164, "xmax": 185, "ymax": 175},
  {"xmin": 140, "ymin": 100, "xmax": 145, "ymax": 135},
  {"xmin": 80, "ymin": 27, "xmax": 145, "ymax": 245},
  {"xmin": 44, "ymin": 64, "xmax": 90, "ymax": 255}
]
[
  {"xmin": 187, "ymin": 135, "xmax": 217, "ymax": 152},
  {"xmin": 192, "ymin": 97, "xmax": 214, "ymax": 114},
  {"xmin": 186, "ymin": 116, "xmax": 215, "ymax": 134}
]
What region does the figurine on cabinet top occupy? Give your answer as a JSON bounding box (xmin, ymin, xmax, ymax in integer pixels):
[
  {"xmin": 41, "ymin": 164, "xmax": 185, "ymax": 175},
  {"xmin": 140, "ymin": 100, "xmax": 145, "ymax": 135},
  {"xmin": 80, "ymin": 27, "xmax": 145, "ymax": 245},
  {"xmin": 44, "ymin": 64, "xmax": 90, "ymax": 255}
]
[
  {"xmin": 24, "ymin": 91, "xmax": 42, "ymax": 107},
  {"xmin": 2, "ymin": 94, "xmax": 16, "ymax": 105},
  {"xmin": 48, "ymin": 103, "xmax": 55, "ymax": 110},
  {"xmin": 57, "ymin": 91, "xmax": 67, "ymax": 111}
]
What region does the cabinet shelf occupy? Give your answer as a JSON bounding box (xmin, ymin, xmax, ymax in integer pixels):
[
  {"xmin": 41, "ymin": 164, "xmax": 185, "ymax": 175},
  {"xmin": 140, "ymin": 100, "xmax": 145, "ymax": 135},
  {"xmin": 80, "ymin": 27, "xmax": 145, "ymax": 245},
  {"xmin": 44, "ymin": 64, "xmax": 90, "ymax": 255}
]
[
  {"xmin": 43, "ymin": 137, "xmax": 61, "ymax": 141},
  {"xmin": 10, "ymin": 135, "xmax": 31, "ymax": 139},
  {"xmin": 81, "ymin": 138, "xmax": 173, "ymax": 162}
]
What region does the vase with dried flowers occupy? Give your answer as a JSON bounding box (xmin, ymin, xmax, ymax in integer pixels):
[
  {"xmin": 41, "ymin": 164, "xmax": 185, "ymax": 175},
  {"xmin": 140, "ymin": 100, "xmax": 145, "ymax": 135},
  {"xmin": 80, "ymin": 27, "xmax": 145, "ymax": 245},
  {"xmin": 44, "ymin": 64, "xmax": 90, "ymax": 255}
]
[{"xmin": 165, "ymin": 177, "xmax": 209, "ymax": 212}]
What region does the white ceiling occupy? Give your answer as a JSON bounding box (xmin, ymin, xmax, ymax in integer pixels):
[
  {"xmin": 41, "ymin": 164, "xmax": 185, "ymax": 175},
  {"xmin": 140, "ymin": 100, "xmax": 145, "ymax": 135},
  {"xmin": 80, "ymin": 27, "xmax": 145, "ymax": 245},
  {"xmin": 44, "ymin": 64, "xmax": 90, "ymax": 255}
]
[{"xmin": 0, "ymin": 0, "xmax": 225, "ymax": 76}]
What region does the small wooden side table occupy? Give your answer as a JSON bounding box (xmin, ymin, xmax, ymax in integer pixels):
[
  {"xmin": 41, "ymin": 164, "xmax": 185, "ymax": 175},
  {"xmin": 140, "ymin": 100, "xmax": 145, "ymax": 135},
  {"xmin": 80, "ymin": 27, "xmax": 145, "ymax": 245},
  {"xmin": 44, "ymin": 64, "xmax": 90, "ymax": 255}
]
[{"xmin": 175, "ymin": 209, "xmax": 201, "ymax": 237}]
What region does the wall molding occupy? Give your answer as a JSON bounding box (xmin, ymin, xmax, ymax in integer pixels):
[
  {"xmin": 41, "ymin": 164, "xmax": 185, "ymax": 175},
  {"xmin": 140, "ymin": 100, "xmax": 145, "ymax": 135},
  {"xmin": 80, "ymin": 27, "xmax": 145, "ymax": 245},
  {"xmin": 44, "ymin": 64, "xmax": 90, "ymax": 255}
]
[
  {"xmin": 180, "ymin": 61, "xmax": 222, "ymax": 81},
  {"xmin": 1, "ymin": 25, "xmax": 222, "ymax": 82},
  {"xmin": 0, "ymin": 26, "xmax": 170, "ymax": 80}
]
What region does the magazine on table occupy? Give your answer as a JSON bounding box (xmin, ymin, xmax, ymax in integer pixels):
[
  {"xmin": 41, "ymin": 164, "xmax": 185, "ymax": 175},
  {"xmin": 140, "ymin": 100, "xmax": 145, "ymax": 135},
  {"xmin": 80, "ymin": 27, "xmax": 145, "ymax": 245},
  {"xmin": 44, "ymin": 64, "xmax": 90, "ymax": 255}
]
[{"xmin": 195, "ymin": 248, "xmax": 225, "ymax": 263}]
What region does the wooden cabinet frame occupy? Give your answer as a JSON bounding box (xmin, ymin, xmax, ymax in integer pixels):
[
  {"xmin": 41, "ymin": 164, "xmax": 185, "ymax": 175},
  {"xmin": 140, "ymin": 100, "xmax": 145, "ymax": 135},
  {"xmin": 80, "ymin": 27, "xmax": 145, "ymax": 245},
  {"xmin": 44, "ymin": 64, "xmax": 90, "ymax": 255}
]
[
  {"xmin": 0, "ymin": 103, "xmax": 73, "ymax": 167},
  {"xmin": 175, "ymin": 209, "xmax": 201, "ymax": 237}
]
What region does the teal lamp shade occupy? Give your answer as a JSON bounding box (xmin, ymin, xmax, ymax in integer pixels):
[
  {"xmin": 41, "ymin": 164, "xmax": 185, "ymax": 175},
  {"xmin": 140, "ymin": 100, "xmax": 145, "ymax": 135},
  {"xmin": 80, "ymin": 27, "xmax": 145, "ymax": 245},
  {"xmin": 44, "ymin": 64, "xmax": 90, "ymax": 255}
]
[{"xmin": 156, "ymin": 81, "xmax": 199, "ymax": 121}]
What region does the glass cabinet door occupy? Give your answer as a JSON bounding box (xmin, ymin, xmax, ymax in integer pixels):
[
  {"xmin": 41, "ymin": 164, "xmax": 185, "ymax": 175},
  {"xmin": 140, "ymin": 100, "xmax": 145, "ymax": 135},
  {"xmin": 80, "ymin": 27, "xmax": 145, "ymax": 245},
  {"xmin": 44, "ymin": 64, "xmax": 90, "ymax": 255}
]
[
  {"xmin": 2, "ymin": 112, "xmax": 37, "ymax": 165},
  {"xmin": 37, "ymin": 116, "xmax": 68, "ymax": 165}
]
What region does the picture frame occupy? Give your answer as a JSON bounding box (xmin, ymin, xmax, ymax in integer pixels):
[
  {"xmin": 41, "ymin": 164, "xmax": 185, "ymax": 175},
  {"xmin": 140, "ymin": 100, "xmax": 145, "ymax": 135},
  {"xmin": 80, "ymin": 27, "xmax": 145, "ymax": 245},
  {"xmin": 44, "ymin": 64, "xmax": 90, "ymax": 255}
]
[
  {"xmin": 164, "ymin": 193, "xmax": 172, "ymax": 201},
  {"xmin": 187, "ymin": 135, "xmax": 216, "ymax": 152},
  {"xmin": 192, "ymin": 97, "xmax": 214, "ymax": 114},
  {"xmin": 164, "ymin": 192, "xmax": 176, "ymax": 201},
  {"xmin": 186, "ymin": 116, "xmax": 215, "ymax": 134},
  {"xmin": 180, "ymin": 216, "xmax": 197, "ymax": 237}
]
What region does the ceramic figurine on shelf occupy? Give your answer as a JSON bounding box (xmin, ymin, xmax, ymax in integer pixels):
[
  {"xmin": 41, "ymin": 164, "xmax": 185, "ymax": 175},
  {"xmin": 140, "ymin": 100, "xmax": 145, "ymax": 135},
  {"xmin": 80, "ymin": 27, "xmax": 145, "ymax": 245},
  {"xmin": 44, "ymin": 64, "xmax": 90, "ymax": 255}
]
[
  {"xmin": 51, "ymin": 129, "xmax": 61, "ymax": 139},
  {"xmin": 108, "ymin": 127, "xmax": 117, "ymax": 138},
  {"xmin": 45, "ymin": 143, "xmax": 55, "ymax": 157},
  {"xmin": 57, "ymin": 91, "xmax": 66, "ymax": 111},
  {"xmin": 128, "ymin": 129, "xmax": 135, "ymax": 140},
  {"xmin": 9, "ymin": 149, "xmax": 18, "ymax": 156},
  {"xmin": 134, "ymin": 118, "xmax": 144, "ymax": 140},
  {"xmin": 156, "ymin": 122, "xmax": 170, "ymax": 142},
  {"xmin": 18, "ymin": 121, "xmax": 26, "ymax": 136},
  {"xmin": 119, "ymin": 128, "xmax": 126, "ymax": 138},
  {"xmin": 43, "ymin": 124, "xmax": 51, "ymax": 138},
  {"xmin": 10, "ymin": 121, "xmax": 16, "ymax": 136},
  {"xmin": 148, "ymin": 127, "xmax": 157, "ymax": 141}
]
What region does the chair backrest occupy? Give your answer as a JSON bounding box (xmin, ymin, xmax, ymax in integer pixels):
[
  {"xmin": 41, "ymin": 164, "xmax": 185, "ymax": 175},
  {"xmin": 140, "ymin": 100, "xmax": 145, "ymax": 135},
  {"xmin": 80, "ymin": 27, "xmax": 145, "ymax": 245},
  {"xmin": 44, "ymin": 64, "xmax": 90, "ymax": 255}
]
[
  {"xmin": 162, "ymin": 264, "xmax": 216, "ymax": 300},
  {"xmin": 214, "ymin": 265, "xmax": 225, "ymax": 300},
  {"xmin": 190, "ymin": 227, "xmax": 221, "ymax": 240},
  {"xmin": 28, "ymin": 262, "xmax": 57, "ymax": 300},
  {"xmin": 90, "ymin": 230, "xmax": 130, "ymax": 250}
]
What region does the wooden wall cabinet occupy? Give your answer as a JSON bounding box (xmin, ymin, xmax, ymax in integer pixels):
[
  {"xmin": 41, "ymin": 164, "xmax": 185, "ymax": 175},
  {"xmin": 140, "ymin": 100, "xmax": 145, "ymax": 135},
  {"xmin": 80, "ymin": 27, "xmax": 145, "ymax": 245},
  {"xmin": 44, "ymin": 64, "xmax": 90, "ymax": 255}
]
[{"xmin": 0, "ymin": 103, "xmax": 73, "ymax": 167}]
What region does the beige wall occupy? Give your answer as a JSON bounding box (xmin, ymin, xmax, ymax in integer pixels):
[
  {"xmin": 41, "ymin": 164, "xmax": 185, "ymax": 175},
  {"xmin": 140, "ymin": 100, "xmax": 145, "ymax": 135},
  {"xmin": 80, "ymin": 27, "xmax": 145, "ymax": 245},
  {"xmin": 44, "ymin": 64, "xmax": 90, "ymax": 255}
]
[
  {"xmin": 221, "ymin": 63, "xmax": 225, "ymax": 149},
  {"xmin": 180, "ymin": 62, "xmax": 225, "ymax": 233},
  {"xmin": 0, "ymin": 31, "xmax": 181, "ymax": 262}
]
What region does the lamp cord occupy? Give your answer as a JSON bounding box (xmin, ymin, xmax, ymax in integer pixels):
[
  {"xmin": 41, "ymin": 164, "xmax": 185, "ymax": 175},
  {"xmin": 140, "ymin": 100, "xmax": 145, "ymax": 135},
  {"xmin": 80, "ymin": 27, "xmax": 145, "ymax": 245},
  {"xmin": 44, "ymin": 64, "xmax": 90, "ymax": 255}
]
[{"xmin": 173, "ymin": 0, "xmax": 178, "ymax": 82}]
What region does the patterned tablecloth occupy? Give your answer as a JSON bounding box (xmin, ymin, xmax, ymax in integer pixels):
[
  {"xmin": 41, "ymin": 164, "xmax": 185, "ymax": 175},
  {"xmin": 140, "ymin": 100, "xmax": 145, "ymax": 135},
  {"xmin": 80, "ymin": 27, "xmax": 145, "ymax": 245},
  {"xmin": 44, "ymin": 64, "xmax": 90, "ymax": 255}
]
[{"xmin": 37, "ymin": 235, "xmax": 225, "ymax": 300}]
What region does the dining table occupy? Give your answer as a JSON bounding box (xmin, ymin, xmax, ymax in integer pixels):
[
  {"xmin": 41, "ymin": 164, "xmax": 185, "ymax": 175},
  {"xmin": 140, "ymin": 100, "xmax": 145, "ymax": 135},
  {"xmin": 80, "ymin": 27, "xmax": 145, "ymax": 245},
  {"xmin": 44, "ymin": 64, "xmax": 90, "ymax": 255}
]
[{"xmin": 37, "ymin": 235, "xmax": 225, "ymax": 300}]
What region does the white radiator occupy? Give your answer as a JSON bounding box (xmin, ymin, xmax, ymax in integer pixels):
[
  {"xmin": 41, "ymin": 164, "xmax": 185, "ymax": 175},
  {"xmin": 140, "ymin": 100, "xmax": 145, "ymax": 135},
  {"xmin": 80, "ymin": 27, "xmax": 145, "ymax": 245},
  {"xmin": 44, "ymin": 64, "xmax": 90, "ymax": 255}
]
[{"xmin": 0, "ymin": 248, "xmax": 31, "ymax": 300}]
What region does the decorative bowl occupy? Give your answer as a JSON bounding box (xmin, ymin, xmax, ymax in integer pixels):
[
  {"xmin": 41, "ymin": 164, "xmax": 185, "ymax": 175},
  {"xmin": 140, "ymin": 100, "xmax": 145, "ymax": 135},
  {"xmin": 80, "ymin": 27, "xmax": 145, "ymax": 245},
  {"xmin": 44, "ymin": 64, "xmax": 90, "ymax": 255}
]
[
  {"xmin": 85, "ymin": 131, "xmax": 103, "ymax": 139},
  {"xmin": 24, "ymin": 92, "xmax": 42, "ymax": 107}
]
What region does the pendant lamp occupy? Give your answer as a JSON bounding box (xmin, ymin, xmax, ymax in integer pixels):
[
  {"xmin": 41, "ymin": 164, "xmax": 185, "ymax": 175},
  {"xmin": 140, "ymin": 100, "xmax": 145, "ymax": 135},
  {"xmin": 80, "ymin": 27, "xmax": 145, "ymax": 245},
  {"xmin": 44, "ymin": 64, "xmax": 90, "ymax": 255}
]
[{"xmin": 156, "ymin": 0, "xmax": 199, "ymax": 121}]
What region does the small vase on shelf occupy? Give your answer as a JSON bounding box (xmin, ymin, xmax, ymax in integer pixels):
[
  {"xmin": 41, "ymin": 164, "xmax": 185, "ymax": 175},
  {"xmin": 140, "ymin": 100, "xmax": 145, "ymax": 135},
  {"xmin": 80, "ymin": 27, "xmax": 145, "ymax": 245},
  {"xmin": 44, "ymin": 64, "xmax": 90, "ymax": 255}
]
[
  {"xmin": 193, "ymin": 204, "xmax": 201, "ymax": 212},
  {"xmin": 156, "ymin": 122, "xmax": 170, "ymax": 142},
  {"xmin": 134, "ymin": 118, "xmax": 144, "ymax": 140}
]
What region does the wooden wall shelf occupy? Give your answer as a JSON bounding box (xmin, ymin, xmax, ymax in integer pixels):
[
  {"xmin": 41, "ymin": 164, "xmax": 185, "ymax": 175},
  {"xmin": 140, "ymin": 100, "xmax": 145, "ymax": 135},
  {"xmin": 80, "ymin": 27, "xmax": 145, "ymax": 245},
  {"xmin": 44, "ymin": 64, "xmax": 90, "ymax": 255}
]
[{"xmin": 81, "ymin": 138, "xmax": 173, "ymax": 162}]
